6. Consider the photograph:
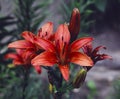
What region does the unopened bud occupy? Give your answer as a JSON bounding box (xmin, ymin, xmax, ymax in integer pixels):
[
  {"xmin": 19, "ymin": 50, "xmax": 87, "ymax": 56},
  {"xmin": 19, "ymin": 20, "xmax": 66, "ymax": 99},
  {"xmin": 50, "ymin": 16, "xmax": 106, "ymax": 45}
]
[
  {"xmin": 69, "ymin": 8, "xmax": 80, "ymax": 42},
  {"xmin": 7, "ymin": 63, "xmax": 15, "ymax": 68},
  {"xmin": 49, "ymin": 83, "xmax": 53, "ymax": 93},
  {"xmin": 72, "ymin": 68, "xmax": 87, "ymax": 88}
]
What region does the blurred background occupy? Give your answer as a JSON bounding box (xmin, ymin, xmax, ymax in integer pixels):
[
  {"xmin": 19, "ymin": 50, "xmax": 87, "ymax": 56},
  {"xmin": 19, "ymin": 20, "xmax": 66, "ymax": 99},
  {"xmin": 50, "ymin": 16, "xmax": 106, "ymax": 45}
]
[{"xmin": 0, "ymin": 0, "xmax": 120, "ymax": 99}]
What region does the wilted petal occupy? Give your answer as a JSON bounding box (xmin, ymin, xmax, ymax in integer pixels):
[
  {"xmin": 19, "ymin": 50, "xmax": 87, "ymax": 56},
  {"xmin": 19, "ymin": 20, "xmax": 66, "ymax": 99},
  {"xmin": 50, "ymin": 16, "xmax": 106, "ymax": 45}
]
[
  {"xmin": 92, "ymin": 46, "xmax": 106, "ymax": 56},
  {"xmin": 34, "ymin": 38, "xmax": 55, "ymax": 52},
  {"xmin": 31, "ymin": 51, "xmax": 57, "ymax": 66},
  {"xmin": 70, "ymin": 52, "xmax": 93, "ymax": 66},
  {"xmin": 96, "ymin": 54, "xmax": 112, "ymax": 62},
  {"xmin": 59, "ymin": 64, "xmax": 69, "ymax": 81},
  {"xmin": 70, "ymin": 37, "xmax": 93, "ymax": 52},
  {"xmin": 8, "ymin": 40, "xmax": 35, "ymax": 49},
  {"xmin": 37, "ymin": 22, "xmax": 53, "ymax": 39},
  {"xmin": 101, "ymin": 54, "xmax": 112, "ymax": 60},
  {"xmin": 22, "ymin": 31, "xmax": 36, "ymax": 43}
]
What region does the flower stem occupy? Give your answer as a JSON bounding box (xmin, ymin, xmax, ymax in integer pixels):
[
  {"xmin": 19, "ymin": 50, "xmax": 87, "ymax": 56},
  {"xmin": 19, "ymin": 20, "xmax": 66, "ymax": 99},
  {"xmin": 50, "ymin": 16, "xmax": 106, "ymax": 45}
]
[
  {"xmin": 22, "ymin": 68, "xmax": 29, "ymax": 99},
  {"xmin": 53, "ymin": 92, "xmax": 62, "ymax": 99},
  {"xmin": 47, "ymin": 67, "xmax": 63, "ymax": 99}
]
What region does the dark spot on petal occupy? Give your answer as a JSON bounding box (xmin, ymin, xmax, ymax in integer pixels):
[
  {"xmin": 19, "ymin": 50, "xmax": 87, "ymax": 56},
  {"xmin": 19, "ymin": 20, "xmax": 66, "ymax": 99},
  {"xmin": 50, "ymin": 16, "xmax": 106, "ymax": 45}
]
[
  {"xmin": 45, "ymin": 32, "xmax": 48, "ymax": 36},
  {"xmin": 62, "ymin": 36, "xmax": 64, "ymax": 41}
]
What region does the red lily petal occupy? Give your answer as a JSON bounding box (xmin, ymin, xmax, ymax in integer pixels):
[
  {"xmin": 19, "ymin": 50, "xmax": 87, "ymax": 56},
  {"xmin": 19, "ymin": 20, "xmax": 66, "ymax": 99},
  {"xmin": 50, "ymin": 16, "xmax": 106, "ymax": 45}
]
[
  {"xmin": 82, "ymin": 42, "xmax": 93, "ymax": 54},
  {"xmin": 13, "ymin": 59, "xmax": 24, "ymax": 65},
  {"xmin": 22, "ymin": 49, "xmax": 36, "ymax": 61},
  {"xmin": 15, "ymin": 49, "xmax": 34, "ymax": 65},
  {"xmin": 5, "ymin": 53, "xmax": 20, "ymax": 60},
  {"xmin": 59, "ymin": 64, "xmax": 69, "ymax": 81},
  {"xmin": 55, "ymin": 24, "xmax": 70, "ymax": 45},
  {"xmin": 5, "ymin": 53, "xmax": 24, "ymax": 65},
  {"xmin": 34, "ymin": 65, "xmax": 42, "ymax": 74},
  {"xmin": 34, "ymin": 38, "xmax": 55, "ymax": 52},
  {"xmin": 37, "ymin": 22, "xmax": 53, "ymax": 39},
  {"xmin": 8, "ymin": 40, "xmax": 35, "ymax": 49},
  {"xmin": 70, "ymin": 52, "xmax": 93, "ymax": 66},
  {"xmin": 31, "ymin": 51, "xmax": 57, "ymax": 67},
  {"xmin": 16, "ymin": 49, "xmax": 24, "ymax": 55},
  {"xmin": 48, "ymin": 34, "xmax": 55, "ymax": 41},
  {"xmin": 21, "ymin": 31, "xmax": 36, "ymax": 43},
  {"xmin": 70, "ymin": 37, "xmax": 93, "ymax": 52}
]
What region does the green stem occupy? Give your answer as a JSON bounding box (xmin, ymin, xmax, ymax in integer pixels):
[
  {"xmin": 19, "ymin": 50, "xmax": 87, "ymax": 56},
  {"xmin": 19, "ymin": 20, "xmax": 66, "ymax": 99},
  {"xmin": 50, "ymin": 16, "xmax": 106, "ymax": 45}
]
[
  {"xmin": 53, "ymin": 92, "xmax": 63, "ymax": 99},
  {"xmin": 22, "ymin": 68, "xmax": 29, "ymax": 99},
  {"xmin": 47, "ymin": 68, "xmax": 63, "ymax": 99}
]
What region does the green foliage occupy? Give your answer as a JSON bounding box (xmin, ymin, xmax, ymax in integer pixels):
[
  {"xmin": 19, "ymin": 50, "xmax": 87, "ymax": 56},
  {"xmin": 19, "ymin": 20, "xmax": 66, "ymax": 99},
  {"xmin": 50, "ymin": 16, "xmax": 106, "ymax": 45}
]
[
  {"xmin": 93, "ymin": 0, "xmax": 107, "ymax": 12},
  {"xmin": 0, "ymin": 0, "xmax": 52, "ymax": 98},
  {"xmin": 87, "ymin": 80, "xmax": 97, "ymax": 99},
  {"xmin": 14, "ymin": 0, "xmax": 52, "ymax": 34},
  {"xmin": 0, "ymin": 16, "xmax": 17, "ymax": 98},
  {"xmin": 112, "ymin": 79, "xmax": 120, "ymax": 99},
  {"xmin": 26, "ymin": 74, "xmax": 51, "ymax": 99},
  {"xmin": 0, "ymin": 15, "xmax": 16, "ymax": 65},
  {"xmin": 0, "ymin": 65, "xmax": 20, "ymax": 99},
  {"xmin": 1, "ymin": 67, "xmax": 51, "ymax": 99}
]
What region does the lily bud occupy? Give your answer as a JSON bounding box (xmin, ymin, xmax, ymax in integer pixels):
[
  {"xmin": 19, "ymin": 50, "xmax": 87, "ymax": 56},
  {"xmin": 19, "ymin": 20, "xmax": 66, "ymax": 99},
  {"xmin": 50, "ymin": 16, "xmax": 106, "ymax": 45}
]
[
  {"xmin": 7, "ymin": 63, "xmax": 15, "ymax": 68},
  {"xmin": 72, "ymin": 68, "xmax": 87, "ymax": 88},
  {"xmin": 69, "ymin": 8, "xmax": 80, "ymax": 42},
  {"xmin": 49, "ymin": 83, "xmax": 53, "ymax": 93}
]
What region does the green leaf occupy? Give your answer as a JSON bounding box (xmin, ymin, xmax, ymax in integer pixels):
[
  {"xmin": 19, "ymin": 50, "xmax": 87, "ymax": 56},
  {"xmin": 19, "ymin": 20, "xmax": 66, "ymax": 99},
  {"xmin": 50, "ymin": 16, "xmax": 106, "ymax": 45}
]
[
  {"xmin": 87, "ymin": 80, "xmax": 96, "ymax": 90},
  {"xmin": 94, "ymin": 0, "xmax": 107, "ymax": 12}
]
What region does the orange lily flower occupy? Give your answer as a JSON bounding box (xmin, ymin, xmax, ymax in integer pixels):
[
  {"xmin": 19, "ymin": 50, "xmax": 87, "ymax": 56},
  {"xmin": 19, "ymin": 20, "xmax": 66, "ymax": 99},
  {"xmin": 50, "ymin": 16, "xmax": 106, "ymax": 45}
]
[
  {"xmin": 82, "ymin": 43, "xmax": 112, "ymax": 70},
  {"xmin": 5, "ymin": 49, "xmax": 41, "ymax": 73},
  {"xmin": 6, "ymin": 22, "xmax": 53, "ymax": 73},
  {"xmin": 32, "ymin": 24, "xmax": 93, "ymax": 81},
  {"xmin": 82, "ymin": 43, "xmax": 112, "ymax": 64}
]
